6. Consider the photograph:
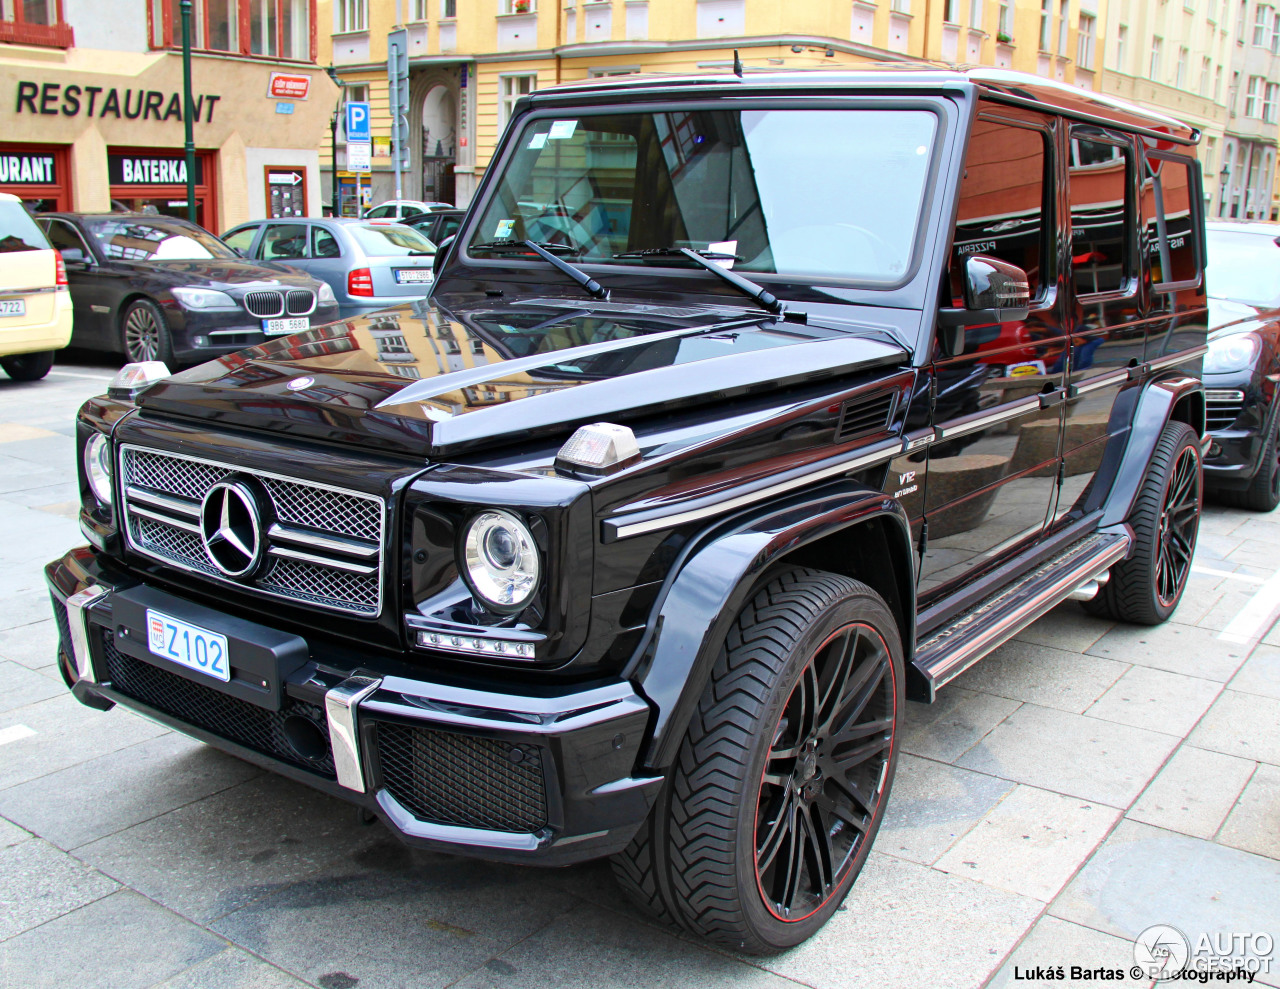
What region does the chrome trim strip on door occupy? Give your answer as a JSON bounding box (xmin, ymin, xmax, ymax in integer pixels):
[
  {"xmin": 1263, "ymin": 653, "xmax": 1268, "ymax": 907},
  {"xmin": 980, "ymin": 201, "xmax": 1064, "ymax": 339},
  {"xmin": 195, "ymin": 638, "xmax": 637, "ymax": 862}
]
[
  {"xmin": 1146, "ymin": 346, "xmax": 1208, "ymax": 373},
  {"xmin": 605, "ymin": 439, "xmax": 901, "ymax": 541},
  {"xmin": 933, "ymin": 397, "xmax": 1042, "ymax": 441},
  {"xmin": 1069, "ymin": 368, "xmax": 1130, "ymax": 397}
]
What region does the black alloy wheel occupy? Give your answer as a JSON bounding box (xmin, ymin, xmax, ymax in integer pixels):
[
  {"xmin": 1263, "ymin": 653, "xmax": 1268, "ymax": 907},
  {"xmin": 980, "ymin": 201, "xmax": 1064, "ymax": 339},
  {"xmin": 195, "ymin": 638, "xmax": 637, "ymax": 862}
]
[
  {"xmin": 121, "ymin": 299, "xmax": 174, "ymax": 366},
  {"xmin": 0, "ymin": 351, "xmax": 55, "ymax": 382},
  {"xmin": 611, "ymin": 568, "xmax": 903, "ymax": 953},
  {"xmin": 755, "ymin": 621, "xmax": 895, "ymax": 922},
  {"xmin": 1085, "ymin": 420, "xmax": 1202, "ymax": 624}
]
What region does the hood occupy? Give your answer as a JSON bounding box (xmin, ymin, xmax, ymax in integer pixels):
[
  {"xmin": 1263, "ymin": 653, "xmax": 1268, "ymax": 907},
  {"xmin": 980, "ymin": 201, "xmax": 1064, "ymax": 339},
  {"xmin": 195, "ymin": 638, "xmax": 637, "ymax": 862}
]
[
  {"xmin": 135, "ymin": 296, "xmax": 910, "ymax": 458},
  {"xmin": 1208, "ymin": 297, "xmax": 1271, "ymax": 340},
  {"xmin": 135, "ymin": 258, "xmax": 315, "ymax": 289}
]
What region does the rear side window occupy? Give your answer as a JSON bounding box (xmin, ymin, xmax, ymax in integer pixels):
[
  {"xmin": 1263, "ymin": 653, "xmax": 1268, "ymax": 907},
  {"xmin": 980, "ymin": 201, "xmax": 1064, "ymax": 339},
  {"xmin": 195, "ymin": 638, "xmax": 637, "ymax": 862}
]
[
  {"xmin": 952, "ymin": 116, "xmax": 1050, "ymax": 299},
  {"xmin": 41, "ymin": 218, "xmax": 91, "ymax": 257},
  {"xmin": 0, "ymin": 202, "xmax": 51, "ymax": 253},
  {"xmin": 1143, "ymin": 152, "xmax": 1201, "ymax": 289},
  {"xmin": 1068, "ymin": 133, "xmax": 1132, "ymax": 296},
  {"xmin": 222, "ymin": 226, "xmax": 257, "ymax": 255},
  {"xmin": 312, "ymin": 226, "xmax": 341, "ymax": 258},
  {"xmin": 351, "ymin": 223, "xmax": 436, "ymax": 256},
  {"xmin": 259, "ymin": 223, "xmax": 309, "ymax": 260}
]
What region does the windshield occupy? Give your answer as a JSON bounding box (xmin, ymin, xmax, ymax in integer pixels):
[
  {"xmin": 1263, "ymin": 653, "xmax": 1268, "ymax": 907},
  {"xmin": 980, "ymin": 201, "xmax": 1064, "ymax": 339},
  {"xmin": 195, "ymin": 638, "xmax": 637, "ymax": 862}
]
[
  {"xmin": 82, "ymin": 218, "xmax": 235, "ymax": 261},
  {"xmin": 0, "ymin": 201, "xmax": 51, "ymax": 253},
  {"xmin": 1206, "ymin": 228, "xmax": 1280, "ymax": 308},
  {"xmin": 351, "ymin": 223, "xmax": 436, "ymax": 255},
  {"xmin": 468, "ymin": 108, "xmax": 939, "ymax": 284}
]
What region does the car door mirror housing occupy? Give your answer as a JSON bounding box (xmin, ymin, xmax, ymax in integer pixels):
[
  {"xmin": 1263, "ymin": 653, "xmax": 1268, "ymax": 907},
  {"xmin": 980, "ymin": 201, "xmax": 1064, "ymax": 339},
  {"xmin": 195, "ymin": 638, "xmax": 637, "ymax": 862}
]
[
  {"xmin": 61, "ymin": 247, "xmax": 90, "ymax": 266},
  {"xmin": 937, "ymin": 255, "xmax": 1032, "ymax": 354}
]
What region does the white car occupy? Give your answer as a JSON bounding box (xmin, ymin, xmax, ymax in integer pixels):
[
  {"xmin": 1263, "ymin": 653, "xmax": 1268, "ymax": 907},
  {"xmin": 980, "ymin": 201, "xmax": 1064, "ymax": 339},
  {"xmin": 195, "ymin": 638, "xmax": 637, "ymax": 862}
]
[
  {"xmin": 0, "ymin": 193, "xmax": 72, "ymax": 381},
  {"xmin": 365, "ymin": 200, "xmax": 453, "ymax": 220}
]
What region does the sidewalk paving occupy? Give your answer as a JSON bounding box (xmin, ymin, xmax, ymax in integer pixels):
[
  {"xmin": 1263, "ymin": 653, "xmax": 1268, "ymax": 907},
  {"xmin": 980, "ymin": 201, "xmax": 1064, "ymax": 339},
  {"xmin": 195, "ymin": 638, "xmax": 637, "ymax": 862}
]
[{"xmin": 1, "ymin": 361, "xmax": 1278, "ymax": 989}]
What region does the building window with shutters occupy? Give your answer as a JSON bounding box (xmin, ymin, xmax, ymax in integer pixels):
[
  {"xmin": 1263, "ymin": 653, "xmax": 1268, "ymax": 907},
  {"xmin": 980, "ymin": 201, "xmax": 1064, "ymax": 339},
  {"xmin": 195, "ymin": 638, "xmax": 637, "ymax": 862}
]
[{"xmin": 0, "ymin": 0, "xmax": 74, "ymax": 47}]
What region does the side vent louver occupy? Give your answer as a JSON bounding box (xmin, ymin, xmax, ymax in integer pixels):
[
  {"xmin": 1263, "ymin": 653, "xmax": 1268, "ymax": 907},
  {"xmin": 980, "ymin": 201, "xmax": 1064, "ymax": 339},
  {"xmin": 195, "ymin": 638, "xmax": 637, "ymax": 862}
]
[{"xmin": 836, "ymin": 393, "xmax": 897, "ymax": 443}]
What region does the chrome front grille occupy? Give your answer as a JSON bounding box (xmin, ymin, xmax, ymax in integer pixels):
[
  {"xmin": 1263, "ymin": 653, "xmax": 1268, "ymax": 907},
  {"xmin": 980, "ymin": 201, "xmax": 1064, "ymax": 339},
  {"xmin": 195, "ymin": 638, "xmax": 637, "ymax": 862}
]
[
  {"xmin": 286, "ymin": 290, "xmax": 316, "ymax": 316},
  {"xmin": 120, "ymin": 446, "xmax": 385, "ymax": 617},
  {"xmin": 1206, "ymin": 390, "xmax": 1245, "ymax": 431},
  {"xmin": 243, "ymin": 291, "xmax": 285, "ymax": 318}
]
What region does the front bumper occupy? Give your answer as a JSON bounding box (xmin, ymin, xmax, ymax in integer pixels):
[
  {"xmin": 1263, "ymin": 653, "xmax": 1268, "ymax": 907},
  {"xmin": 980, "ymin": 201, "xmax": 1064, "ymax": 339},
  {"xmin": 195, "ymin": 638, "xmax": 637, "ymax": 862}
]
[
  {"xmin": 1203, "ymin": 380, "xmax": 1271, "ymax": 487},
  {"xmin": 164, "ymin": 302, "xmax": 343, "ymax": 361},
  {"xmin": 46, "ymin": 547, "xmax": 661, "ymax": 865}
]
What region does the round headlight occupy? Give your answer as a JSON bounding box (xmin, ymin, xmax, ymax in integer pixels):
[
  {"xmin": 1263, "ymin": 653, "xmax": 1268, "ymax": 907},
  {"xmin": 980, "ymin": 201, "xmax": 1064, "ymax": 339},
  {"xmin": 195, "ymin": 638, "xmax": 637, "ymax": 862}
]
[
  {"xmin": 462, "ymin": 510, "xmax": 540, "ymax": 611},
  {"xmin": 84, "ymin": 434, "xmax": 112, "ymax": 505}
]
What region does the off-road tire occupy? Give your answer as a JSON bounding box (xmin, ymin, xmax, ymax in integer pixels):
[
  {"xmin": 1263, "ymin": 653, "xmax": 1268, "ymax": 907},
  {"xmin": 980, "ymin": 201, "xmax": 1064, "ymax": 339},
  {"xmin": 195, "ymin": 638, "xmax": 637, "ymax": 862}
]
[
  {"xmin": 0, "ymin": 351, "xmax": 55, "ymax": 381},
  {"xmin": 1211, "ymin": 404, "xmax": 1280, "ymax": 512},
  {"xmin": 1085, "ymin": 420, "xmax": 1201, "ymax": 624},
  {"xmin": 120, "ymin": 298, "xmax": 174, "ymax": 366},
  {"xmin": 610, "ymin": 567, "xmax": 903, "ymax": 953}
]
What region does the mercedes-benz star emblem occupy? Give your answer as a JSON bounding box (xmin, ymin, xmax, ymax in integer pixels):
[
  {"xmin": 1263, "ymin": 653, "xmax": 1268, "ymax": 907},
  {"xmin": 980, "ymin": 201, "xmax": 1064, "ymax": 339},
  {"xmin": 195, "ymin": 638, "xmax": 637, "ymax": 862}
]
[
  {"xmin": 199, "ymin": 481, "xmax": 264, "ymax": 578},
  {"xmin": 286, "ymin": 376, "xmax": 314, "ymax": 392}
]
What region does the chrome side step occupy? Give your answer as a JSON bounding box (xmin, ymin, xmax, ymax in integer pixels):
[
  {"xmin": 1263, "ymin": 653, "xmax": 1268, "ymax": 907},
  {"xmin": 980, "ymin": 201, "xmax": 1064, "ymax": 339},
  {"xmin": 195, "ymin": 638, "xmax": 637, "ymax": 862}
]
[{"xmin": 911, "ymin": 530, "xmax": 1131, "ymax": 702}]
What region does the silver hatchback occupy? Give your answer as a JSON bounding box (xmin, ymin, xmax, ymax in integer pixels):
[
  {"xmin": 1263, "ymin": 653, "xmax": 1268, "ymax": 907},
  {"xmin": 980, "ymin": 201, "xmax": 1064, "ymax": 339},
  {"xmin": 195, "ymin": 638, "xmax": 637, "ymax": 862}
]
[{"xmin": 221, "ymin": 218, "xmax": 436, "ymax": 319}]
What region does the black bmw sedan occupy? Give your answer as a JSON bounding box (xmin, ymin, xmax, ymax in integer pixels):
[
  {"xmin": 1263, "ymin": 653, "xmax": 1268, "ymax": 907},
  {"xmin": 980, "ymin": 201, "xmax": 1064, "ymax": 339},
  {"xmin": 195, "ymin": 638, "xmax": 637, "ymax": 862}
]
[{"xmin": 35, "ymin": 213, "xmax": 340, "ymax": 366}]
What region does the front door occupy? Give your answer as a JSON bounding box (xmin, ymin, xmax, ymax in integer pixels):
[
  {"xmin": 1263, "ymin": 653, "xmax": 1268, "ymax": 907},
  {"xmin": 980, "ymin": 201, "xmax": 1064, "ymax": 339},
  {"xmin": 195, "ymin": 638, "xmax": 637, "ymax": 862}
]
[{"xmin": 918, "ymin": 107, "xmax": 1066, "ymax": 604}]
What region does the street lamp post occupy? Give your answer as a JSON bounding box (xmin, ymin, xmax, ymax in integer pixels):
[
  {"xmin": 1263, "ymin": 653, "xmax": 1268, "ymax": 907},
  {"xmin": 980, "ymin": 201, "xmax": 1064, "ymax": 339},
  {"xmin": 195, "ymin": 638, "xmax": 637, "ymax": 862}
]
[
  {"xmin": 180, "ymin": 0, "xmax": 197, "ymax": 224},
  {"xmin": 1220, "ymin": 163, "xmax": 1231, "ymax": 218},
  {"xmin": 325, "ymin": 66, "xmax": 344, "ymax": 217}
]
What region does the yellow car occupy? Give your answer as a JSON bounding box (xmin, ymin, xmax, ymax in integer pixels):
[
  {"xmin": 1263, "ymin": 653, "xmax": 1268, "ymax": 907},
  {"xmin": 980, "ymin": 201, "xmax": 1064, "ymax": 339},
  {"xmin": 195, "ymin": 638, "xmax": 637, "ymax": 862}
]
[{"xmin": 0, "ymin": 192, "xmax": 72, "ymax": 381}]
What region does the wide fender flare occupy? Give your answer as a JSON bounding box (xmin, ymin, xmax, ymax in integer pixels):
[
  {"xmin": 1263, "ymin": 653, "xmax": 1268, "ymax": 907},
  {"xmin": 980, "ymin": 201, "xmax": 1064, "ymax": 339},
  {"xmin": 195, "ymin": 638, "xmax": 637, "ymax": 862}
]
[
  {"xmin": 627, "ymin": 481, "xmax": 915, "ymax": 773},
  {"xmin": 1097, "ymin": 373, "xmax": 1204, "ymax": 529}
]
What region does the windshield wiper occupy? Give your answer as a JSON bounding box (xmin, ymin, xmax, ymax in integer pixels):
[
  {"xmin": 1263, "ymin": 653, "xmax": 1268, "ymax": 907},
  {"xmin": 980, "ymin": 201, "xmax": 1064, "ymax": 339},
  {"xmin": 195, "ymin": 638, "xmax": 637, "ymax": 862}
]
[
  {"xmin": 471, "ymin": 239, "xmax": 606, "ymax": 300},
  {"xmin": 612, "ymin": 247, "xmax": 782, "ymax": 315}
]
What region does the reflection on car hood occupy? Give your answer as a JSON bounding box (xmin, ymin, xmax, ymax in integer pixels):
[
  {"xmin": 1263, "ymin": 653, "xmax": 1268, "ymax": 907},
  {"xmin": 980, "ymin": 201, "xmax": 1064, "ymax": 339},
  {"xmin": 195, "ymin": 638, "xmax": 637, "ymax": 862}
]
[
  {"xmin": 1208, "ymin": 297, "xmax": 1273, "ymax": 339},
  {"xmin": 137, "ymin": 296, "xmax": 909, "ymax": 458},
  {"xmin": 132, "ymin": 258, "xmax": 316, "ymax": 289}
]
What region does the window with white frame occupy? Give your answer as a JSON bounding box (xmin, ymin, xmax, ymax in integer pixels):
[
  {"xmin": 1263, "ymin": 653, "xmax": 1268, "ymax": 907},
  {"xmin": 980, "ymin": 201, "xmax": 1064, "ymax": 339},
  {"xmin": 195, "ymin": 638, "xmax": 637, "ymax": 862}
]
[
  {"xmin": 1237, "ymin": 0, "xmax": 1247, "ymax": 42},
  {"xmin": 1176, "ymin": 46, "xmax": 1188, "ymax": 87},
  {"xmin": 501, "ymin": 0, "xmax": 535, "ymax": 12},
  {"xmin": 890, "ymin": 0, "xmax": 910, "ymax": 13},
  {"xmin": 345, "ymin": 83, "xmax": 369, "ymax": 106},
  {"xmin": 1254, "ymin": 3, "xmax": 1273, "ymax": 44},
  {"xmin": 1149, "ymin": 36, "xmax": 1162, "ymax": 79},
  {"xmin": 1200, "ymin": 57, "xmax": 1211, "ymax": 94},
  {"xmin": 970, "ymin": 0, "xmax": 983, "ymax": 28},
  {"xmin": 997, "ymin": 0, "xmax": 1011, "ymax": 37},
  {"xmin": 1266, "ymin": 82, "xmax": 1280, "ymax": 122},
  {"xmin": 1273, "ymin": 10, "xmax": 1280, "ymax": 50},
  {"xmin": 1215, "ymin": 65, "xmax": 1223, "ymax": 100},
  {"xmin": 337, "ymin": 0, "xmax": 366, "ymax": 32},
  {"xmin": 499, "ymin": 74, "xmax": 535, "ymax": 129},
  {"xmin": 411, "ymin": 0, "xmax": 427, "ymax": 19},
  {"xmin": 1114, "ymin": 23, "xmax": 1127, "ymax": 68},
  {"xmin": 944, "ymin": 0, "xmax": 959, "ymax": 21},
  {"xmin": 1039, "ymin": 0, "xmax": 1051, "ymax": 49},
  {"xmin": 1245, "ymin": 74, "xmax": 1263, "ymax": 116},
  {"xmin": 1076, "ymin": 12, "xmax": 1095, "ymax": 67},
  {"xmin": 441, "ymin": 0, "xmax": 455, "ymax": 14},
  {"xmin": 1057, "ymin": 0, "xmax": 1068, "ymax": 55}
]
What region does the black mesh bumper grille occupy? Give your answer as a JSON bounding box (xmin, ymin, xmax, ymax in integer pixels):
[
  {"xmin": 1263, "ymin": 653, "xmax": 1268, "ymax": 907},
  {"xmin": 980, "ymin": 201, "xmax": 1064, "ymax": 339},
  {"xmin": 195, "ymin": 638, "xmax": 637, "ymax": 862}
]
[
  {"xmin": 51, "ymin": 594, "xmax": 72, "ymax": 660},
  {"xmin": 374, "ymin": 721, "xmax": 548, "ymax": 834},
  {"xmin": 100, "ymin": 632, "xmax": 336, "ymax": 778}
]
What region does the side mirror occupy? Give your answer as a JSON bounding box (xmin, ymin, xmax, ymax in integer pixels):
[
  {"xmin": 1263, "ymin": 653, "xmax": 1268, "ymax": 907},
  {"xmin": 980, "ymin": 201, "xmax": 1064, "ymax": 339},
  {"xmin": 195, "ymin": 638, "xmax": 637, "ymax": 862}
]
[
  {"xmin": 937, "ymin": 255, "xmax": 1032, "ymax": 356},
  {"xmin": 61, "ymin": 247, "xmax": 89, "ymax": 265},
  {"xmin": 433, "ymin": 234, "xmax": 456, "ymax": 277}
]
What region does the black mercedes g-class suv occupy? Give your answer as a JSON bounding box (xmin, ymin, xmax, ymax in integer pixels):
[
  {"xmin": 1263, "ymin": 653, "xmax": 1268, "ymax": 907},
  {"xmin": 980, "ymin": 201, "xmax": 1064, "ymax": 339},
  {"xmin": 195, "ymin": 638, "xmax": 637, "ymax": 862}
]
[{"xmin": 46, "ymin": 67, "xmax": 1209, "ymax": 952}]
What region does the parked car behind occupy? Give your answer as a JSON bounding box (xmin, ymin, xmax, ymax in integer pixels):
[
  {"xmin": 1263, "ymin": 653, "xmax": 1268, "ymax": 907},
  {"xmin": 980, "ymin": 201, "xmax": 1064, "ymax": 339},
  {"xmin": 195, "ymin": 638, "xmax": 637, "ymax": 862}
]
[
  {"xmin": 365, "ymin": 199, "xmax": 453, "ymax": 219},
  {"xmin": 0, "ymin": 193, "xmax": 73, "ymax": 381},
  {"xmin": 35, "ymin": 213, "xmax": 339, "ymax": 366},
  {"xmin": 401, "ymin": 209, "xmax": 465, "ymax": 253},
  {"xmin": 1202, "ymin": 219, "xmax": 1280, "ymax": 510},
  {"xmin": 221, "ymin": 218, "xmax": 436, "ymax": 319}
]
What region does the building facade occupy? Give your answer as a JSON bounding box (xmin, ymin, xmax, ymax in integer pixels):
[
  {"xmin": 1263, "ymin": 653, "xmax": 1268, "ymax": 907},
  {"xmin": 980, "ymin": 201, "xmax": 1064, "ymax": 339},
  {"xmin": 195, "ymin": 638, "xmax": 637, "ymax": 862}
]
[
  {"xmin": 317, "ymin": 0, "xmax": 1107, "ymax": 210},
  {"xmin": 0, "ymin": 0, "xmax": 338, "ymax": 229},
  {"xmin": 1220, "ymin": 0, "xmax": 1280, "ymax": 217},
  {"xmin": 1100, "ymin": 0, "xmax": 1238, "ymax": 217}
]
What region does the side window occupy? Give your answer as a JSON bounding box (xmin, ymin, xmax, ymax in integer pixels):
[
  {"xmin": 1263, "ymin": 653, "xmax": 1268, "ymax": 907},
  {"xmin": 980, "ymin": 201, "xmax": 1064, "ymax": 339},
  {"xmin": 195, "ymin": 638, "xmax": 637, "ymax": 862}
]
[
  {"xmin": 1143, "ymin": 153, "xmax": 1201, "ymax": 289},
  {"xmin": 952, "ymin": 116, "xmax": 1050, "ymax": 302},
  {"xmin": 259, "ymin": 223, "xmax": 310, "ymax": 261},
  {"xmin": 1068, "ymin": 132, "xmax": 1132, "ymax": 296},
  {"xmin": 222, "ymin": 226, "xmax": 257, "ymax": 255},
  {"xmin": 312, "ymin": 226, "xmax": 341, "ymax": 258},
  {"xmin": 42, "ymin": 219, "xmax": 91, "ymax": 257}
]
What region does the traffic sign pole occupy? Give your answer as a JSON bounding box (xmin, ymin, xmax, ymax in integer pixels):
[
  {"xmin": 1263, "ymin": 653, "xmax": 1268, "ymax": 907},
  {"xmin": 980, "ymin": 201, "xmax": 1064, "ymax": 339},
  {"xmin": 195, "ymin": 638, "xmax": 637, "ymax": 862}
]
[{"xmin": 388, "ymin": 28, "xmax": 409, "ymax": 215}]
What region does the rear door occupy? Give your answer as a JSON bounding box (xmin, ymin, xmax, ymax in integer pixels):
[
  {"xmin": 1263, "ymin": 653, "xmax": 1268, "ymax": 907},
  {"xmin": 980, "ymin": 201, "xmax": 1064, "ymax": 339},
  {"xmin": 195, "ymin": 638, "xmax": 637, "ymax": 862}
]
[
  {"xmin": 40, "ymin": 217, "xmax": 111, "ymax": 344},
  {"xmin": 918, "ymin": 107, "xmax": 1066, "ymax": 604}
]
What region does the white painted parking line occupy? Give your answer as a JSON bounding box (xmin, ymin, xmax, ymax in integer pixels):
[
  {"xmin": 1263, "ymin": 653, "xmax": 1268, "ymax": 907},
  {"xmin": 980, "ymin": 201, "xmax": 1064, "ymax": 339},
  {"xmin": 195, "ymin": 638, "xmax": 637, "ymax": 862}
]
[
  {"xmin": 1219, "ymin": 567, "xmax": 1280, "ymax": 644},
  {"xmin": 47, "ymin": 370, "xmax": 114, "ymax": 382},
  {"xmin": 0, "ymin": 725, "xmax": 36, "ymax": 746},
  {"xmin": 1192, "ymin": 564, "xmax": 1267, "ymax": 585}
]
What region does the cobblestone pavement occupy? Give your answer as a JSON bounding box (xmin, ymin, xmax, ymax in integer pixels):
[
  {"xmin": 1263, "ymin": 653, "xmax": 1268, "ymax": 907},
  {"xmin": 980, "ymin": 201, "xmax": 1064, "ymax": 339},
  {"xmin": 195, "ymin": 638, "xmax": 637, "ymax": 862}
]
[{"xmin": 1, "ymin": 360, "xmax": 1278, "ymax": 989}]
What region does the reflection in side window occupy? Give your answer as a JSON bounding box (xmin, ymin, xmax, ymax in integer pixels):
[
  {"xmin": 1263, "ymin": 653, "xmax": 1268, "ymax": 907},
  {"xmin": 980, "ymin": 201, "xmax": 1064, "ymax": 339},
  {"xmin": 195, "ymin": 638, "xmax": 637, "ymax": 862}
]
[
  {"xmin": 1069, "ymin": 134, "xmax": 1130, "ymax": 296},
  {"xmin": 1143, "ymin": 154, "xmax": 1199, "ymax": 287},
  {"xmin": 261, "ymin": 224, "xmax": 310, "ymax": 260},
  {"xmin": 952, "ymin": 117, "xmax": 1048, "ymax": 299},
  {"xmin": 312, "ymin": 226, "xmax": 341, "ymax": 259}
]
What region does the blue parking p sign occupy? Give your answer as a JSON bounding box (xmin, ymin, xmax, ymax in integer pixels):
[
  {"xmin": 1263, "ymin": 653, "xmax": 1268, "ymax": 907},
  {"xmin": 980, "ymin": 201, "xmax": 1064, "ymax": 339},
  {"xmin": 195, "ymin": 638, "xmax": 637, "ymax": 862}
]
[{"xmin": 344, "ymin": 101, "xmax": 370, "ymax": 142}]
